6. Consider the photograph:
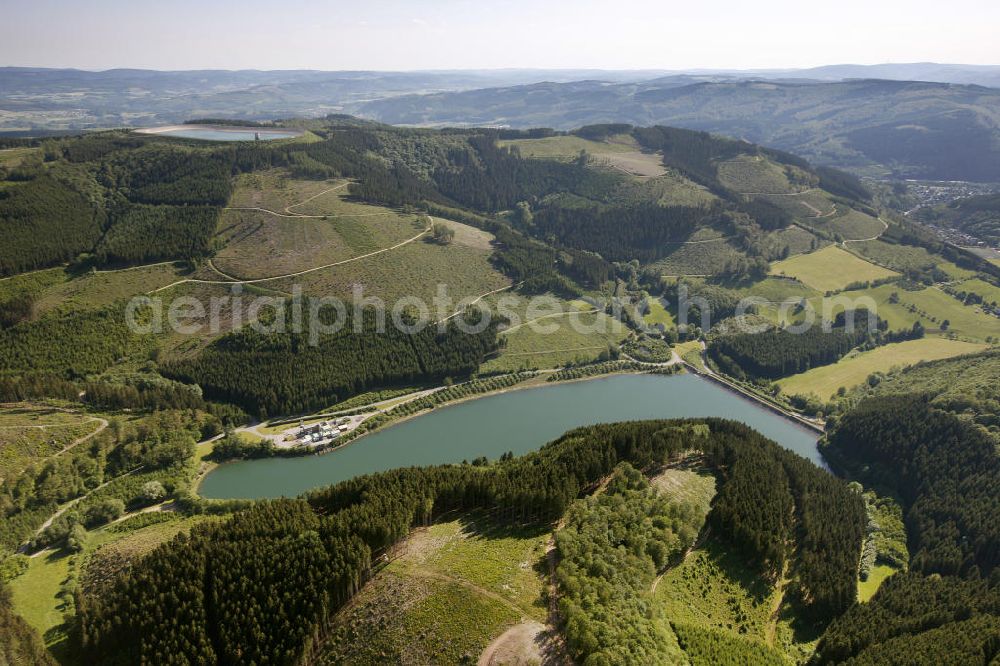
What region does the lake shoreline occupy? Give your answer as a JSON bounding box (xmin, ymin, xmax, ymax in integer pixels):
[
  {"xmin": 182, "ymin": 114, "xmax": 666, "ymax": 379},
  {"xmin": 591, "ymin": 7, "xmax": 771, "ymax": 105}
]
[{"xmin": 197, "ymin": 372, "xmax": 823, "ymax": 500}]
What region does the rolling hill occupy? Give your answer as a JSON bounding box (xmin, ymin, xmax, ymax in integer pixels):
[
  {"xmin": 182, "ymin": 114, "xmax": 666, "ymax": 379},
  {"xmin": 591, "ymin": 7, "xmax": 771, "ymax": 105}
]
[{"xmin": 358, "ymin": 78, "xmax": 1000, "ymax": 181}]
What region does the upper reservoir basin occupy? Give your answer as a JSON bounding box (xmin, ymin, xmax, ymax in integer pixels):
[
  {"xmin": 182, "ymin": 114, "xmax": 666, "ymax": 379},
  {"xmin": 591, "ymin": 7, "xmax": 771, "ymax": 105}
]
[
  {"xmin": 199, "ymin": 373, "xmax": 822, "ymax": 500},
  {"xmin": 135, "ymin": 125, "xmax": 302, "ymax": 141}
]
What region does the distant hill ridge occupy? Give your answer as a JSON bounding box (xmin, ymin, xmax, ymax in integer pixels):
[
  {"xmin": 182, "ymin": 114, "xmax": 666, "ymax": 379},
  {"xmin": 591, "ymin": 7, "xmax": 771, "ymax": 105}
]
[{"xmin": 359, "ymin": 78, "xmax": 1000, "ymax": 181}]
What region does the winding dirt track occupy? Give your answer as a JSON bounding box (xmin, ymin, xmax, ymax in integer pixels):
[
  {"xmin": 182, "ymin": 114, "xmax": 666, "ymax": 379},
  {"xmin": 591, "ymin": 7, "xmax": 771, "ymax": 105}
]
[
  {"xmin": 151, "ymin": 182, "xmax": 435, "ymax": 292},
  {"xmin": 150, "ymin": 217, "xmax": 432, "ymax": 293},
  {"xmin": 842, "ymin": 217, "xmax": 890, "ymax": 244}
]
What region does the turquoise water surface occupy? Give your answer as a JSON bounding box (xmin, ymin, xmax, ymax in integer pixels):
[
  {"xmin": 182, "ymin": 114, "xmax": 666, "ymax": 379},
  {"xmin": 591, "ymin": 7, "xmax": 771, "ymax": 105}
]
[{"xmin": 199, "ymin": 373, "xmax": 822, "ymax": 499}]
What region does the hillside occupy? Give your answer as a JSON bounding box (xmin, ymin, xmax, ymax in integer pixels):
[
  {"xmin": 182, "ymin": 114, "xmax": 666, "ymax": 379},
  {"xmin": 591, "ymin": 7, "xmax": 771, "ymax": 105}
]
[
  {"xmin": 912, "ymin": 193, "xmax": 1000, "ymax": 246},
  {"xmin": 358, "ymin": 78, "xmax": 1000, "ymax": 181}
]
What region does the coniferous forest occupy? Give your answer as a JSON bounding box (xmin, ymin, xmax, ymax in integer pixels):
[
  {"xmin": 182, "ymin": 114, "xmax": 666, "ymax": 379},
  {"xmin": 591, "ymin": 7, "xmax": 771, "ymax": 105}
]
[
  {"xmin": 161, "ymin": 307, "xmax": 499, "ymax": 417},
  {"xmin": 708, "ymin": 310, "xmax": 884, "ymax": 380}
]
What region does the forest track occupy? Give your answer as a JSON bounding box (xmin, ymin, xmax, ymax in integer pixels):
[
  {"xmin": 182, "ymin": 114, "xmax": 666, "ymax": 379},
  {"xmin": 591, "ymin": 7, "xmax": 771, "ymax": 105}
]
[
  {"xmin": 765, "ymin": 559, "xmax": 792, "ymax": 646},
  {"xmin": 150, "ymin": 216, "xmax": 432, "ymax": 292},
  {"xmin": 651, "ymin": 524, "xmax": 712, "ymax": 594},
  {"xmin": 25, "ymin": 464, "xmax": 144, "ymax": 556},
  {"xmin": 437, "ymin": 282, "xmax": 518, "ymax": 323},
  {"xmin": 842, "ymin": 217, "xmax": 890, "ymax": 245},
  {"xmin": 499, "ymin": 308, "xmax": 601, "ymax": 335},
  {"xmin": 56, "ymin": 416, "xmax": 108, "ymax": 457},
  {"xmin": 403, "ymin": 565, "xmax": 531, "ymax": 618}
]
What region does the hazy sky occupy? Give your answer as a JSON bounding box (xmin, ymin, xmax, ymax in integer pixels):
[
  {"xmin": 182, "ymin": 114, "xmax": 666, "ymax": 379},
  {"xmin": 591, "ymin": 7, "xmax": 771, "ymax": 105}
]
[{"xmin": 3, "ymin": 0, "xmax": 999, "ymax": 71}]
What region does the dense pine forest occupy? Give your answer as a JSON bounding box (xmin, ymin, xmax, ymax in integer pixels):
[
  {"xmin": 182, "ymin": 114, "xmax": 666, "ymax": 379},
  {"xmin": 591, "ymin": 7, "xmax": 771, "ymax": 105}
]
[
  {"xmin": 0, "ymin": 175, "xmax": 105, "ymax": 275},
  {"xmin": 708, "ymin": 310, "xmax": 886, "ymax": 380},
  {"xmin": 824, "ymin": 395, "xmax": 1000, "ymax": 576},
  {"xmin": 161, "ymin": 307, "xmax": 499, "ymax": 417},
  {"xmin": 810, "ymin": 395, "xmax": 1000, "ymax": 662},
  {"xmin": 95, "ymin": 204, "xmax": 219, "ymax": 264},
  {"xmin": 0, "ymin": 306, "xmax": 147, "ymax": 378}
]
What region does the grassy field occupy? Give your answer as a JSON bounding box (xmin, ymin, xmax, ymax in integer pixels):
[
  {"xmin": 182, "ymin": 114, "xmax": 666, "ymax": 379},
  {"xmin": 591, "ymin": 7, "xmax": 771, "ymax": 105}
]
[
  {"xmin": 7, "ymin": 550, "xmax": 73, "ymax": 654},
  {"xmin": 644, "ymin": 297, "xmax": 676, "ymax": 328},
  {"xmin": 728, "ymin": 275, "xmax": 822, "ymax": 327},
  {"xmin": 650, "ymin": 456, "xmax": 716, "ymax": 511},
  {"xmin": 317, "ymin": 511, "xmax": 549, "ymax": 665},
  {"xmin": 858, "ymin": 565, "xmax": 897, "ymax": 603},
  {"xmin": 777, "ymin": 338, "xmax": 987, "ymax": 399},
  {"xmin": 209, "ymin": 171, "xmax": 511, "ymax": 303},
  {"xmin": 840, "ymin": 283, "xmax": 1000, "ymax": 341},
  {"xmin": 501, "ymin": 134, "xmax": 666, "ymax": 177},
  {"xmin": 0, "ymin": 262, "xmax": 191, "ymax": 319},
  {"xmin": 759, "ymin": 190, "xmax": 836, "ymax": 219},
  {"xmin": 849, "ymin": 239, "xmax": 940, "ymax": 273},
  {"xmin": 674, "ymin": 340, "xmax": 706, "ymax": 371},
  {"xmin": 764, "ymin": 225, "xmax": 826, "ymax": 257},
  {"xmin": 730, "ymin": 276, "xmax": 821, "ymax": 302},
  {"xmin": 654, "ymin": 537, "xmax": 779, "ymax": 642},
  {"xmin": 34, "ymin": 263, "xmax": 191, "ymax": 316},
  {"xmin": 267, "ymin": 232, "xmax": 510, "ymax": 307},
  {"xmin": 818, "ymin": 208, "xmax": 885, "ymax": 241},
  {"xmin": 500, "ymin": 135, "xmax": 632, "ymax": 159},
  {"xmin": 957, "ymin": 278, "xmax": 1000, "ymax": 305},
  {"xmin": 717, "ymin": 157, "xmax": 795, "ymax": 194},
  {"xmin": 480, "ymin": 296, "xmax": 627, "ymax": 373},
  {"xmin": 8, "ymin": 512, "xmax": 211, "ymax": 663},
  {"xmin": 0, "ymin": 146, "xmax": 39, "ymax": 167},
  {"xmin": 849, "ymin": 240, "xmax": 979, "ymax": 280},
  {"xmin": 0, "ymin": 267, "xmax": 68, "ymax": 302},
  {"xmin": 769, "ymin": 245, "xmax": 898, "ymax": 292},
  {"xmin": 227, "ymin": 171, "xmax": 340, "ymax": 212}
]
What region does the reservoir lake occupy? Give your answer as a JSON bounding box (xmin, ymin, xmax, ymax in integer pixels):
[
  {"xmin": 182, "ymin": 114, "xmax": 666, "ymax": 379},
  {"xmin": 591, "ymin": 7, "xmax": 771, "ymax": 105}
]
[{"xmin": 199, "ymin": 373, "xmax": 822, "ymax": 500}]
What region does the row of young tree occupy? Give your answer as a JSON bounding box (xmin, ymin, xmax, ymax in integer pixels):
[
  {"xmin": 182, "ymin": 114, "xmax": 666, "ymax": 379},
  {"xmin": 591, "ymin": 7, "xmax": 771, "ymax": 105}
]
[
  {"xmin": 160, "ymin": 307, "xmax": 499, "ymax": 417},
  {"xmin": 79, "ymin": 418, "xmax": 863, "ymax": 664}
]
